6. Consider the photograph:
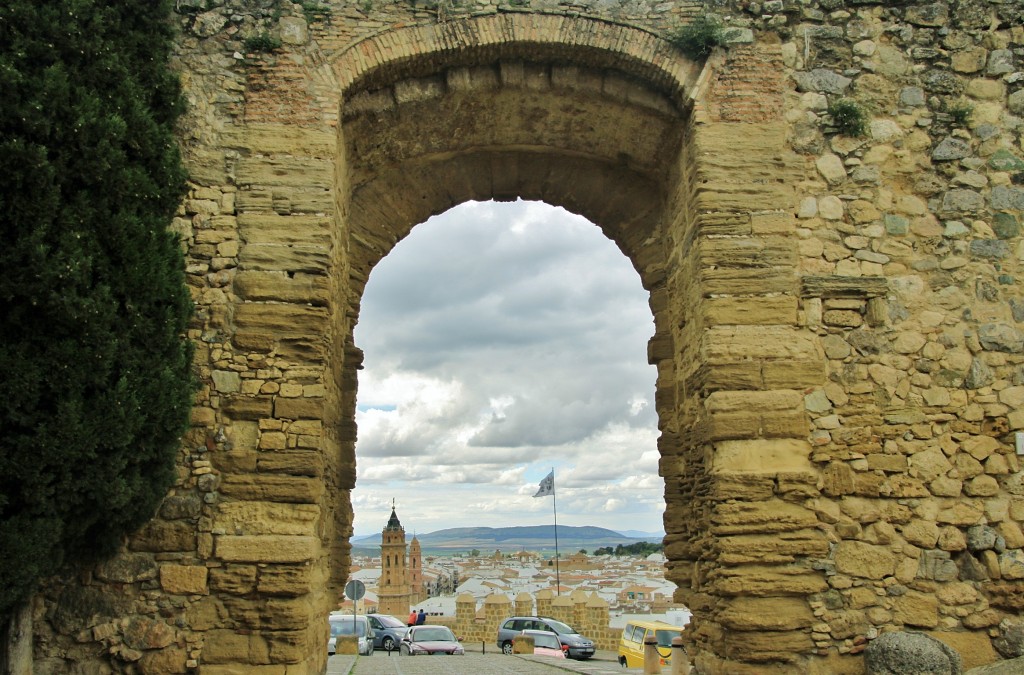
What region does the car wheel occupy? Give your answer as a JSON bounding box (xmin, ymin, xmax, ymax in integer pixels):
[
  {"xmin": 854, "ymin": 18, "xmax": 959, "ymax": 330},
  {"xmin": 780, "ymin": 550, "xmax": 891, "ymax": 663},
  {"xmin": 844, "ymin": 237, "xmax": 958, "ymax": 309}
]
[
  {"xmin": 501, "ymin": 641, "xmax": 513, "ymax": 655},
  {"xmin": 382, "ymin": 637, "xmax": 396, "ymax": 651}
]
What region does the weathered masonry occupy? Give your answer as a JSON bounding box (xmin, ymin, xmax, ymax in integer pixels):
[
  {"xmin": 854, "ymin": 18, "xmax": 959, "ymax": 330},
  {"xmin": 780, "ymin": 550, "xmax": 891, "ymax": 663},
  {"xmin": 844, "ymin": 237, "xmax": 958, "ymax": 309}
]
[{"xmin": 26, "ymin": 1, "xmax": 1024, "ymax": 673}]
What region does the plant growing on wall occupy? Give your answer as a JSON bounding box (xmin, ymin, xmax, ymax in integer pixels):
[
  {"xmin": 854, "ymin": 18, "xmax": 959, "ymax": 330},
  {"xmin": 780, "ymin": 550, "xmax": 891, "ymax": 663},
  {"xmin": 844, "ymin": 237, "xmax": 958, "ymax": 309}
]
[
  {"xmin": 826, "ymin": 99, "xmax": 868, "ymax": 137},
  {"xmin": 0, "ymin": 0, "xmax": 193, "ymax": 622},
  {"xmin": 669, "ymin": 13, "xmax": 726, "ymax": 60},
  {"xmin": 244, "ymin": 32, "xmax": 283, "ymax": 53},
  {"xmin": 947, "ymin": 100, "xmax": 974, "ymax": 127},
  {"xmin": 301, "ymin": 1, "xmax": 332, "ymax": 24}
]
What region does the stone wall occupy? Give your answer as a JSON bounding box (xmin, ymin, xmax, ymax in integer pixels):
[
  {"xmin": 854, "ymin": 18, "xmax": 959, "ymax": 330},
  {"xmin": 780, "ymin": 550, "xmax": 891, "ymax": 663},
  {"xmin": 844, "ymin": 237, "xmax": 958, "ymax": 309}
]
[
  {"xmin": 453, "ymin": 590, "xmax": 620, "ymax": 650},
  {"xmin": 25, "ymin": 0, "xmax": 1024, "ymax": 673}
]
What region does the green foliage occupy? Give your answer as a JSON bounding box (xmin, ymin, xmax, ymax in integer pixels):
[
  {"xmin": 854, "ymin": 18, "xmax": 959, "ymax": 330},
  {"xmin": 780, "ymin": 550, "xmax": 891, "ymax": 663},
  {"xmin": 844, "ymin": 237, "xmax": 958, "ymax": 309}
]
[
  {"xmin": 302, "ymin": 1, "xmax": 332, "ymax": 23},
  {"xmin": 827, "ymin": 99, "xmax": 868, "ymax": 137},
  {"xmin": 669, "ymin": 14, "xmax": 725, "ymax": 60},
  {"xmin": 947, "ymin": 101, "xmax": 974, "ymax": 127},
  {"xmin": 244, "ymin": 33, "xmax": 283, "ymax": 53},
  {"xmin": 593, "ymin": 542, "xmax": 663, "ymax": 556},
  {"xmin": 0, "ymin": 0, "xmax": 193, "ymax": 621}
]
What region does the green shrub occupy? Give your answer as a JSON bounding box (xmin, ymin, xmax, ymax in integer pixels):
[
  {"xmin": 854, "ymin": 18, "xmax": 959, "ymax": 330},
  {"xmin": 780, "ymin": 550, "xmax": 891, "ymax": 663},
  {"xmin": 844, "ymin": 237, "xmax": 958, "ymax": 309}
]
[
  {"xmin": 302, "ymin": 1, "xmax": 332, "ymax": 23},
  {"xmin": 244, "ymin": 33, "xmax": 282, "ymax": 53},
  {"xmin": 669, "ymin": 14, "xmax": 726, "ymax": 60},
  {"xmin": 827, "ymin": 99, "xmax": 868, "ymax": 137},
  {"xmin": 947, "ymin": 101, "xmax": 974, "ymax": 127},
  {"xmin": 0, "ymin": 0, "xmax": 193, "ymax": 621}
]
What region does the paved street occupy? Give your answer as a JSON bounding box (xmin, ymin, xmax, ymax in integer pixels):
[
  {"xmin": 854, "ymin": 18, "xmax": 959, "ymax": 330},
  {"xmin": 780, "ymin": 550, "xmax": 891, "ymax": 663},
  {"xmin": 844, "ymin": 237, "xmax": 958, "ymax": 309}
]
[{"xmin": 327, "ymin": 649, "xmax": 642, "ymax": 674}]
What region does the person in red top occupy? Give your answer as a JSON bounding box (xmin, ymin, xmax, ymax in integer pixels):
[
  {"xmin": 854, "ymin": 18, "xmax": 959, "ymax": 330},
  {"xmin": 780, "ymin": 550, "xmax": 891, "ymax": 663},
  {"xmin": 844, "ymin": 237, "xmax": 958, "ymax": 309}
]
[{"xmin": 408, "ymin": 609, "xmax": 417, "ymax": 627}]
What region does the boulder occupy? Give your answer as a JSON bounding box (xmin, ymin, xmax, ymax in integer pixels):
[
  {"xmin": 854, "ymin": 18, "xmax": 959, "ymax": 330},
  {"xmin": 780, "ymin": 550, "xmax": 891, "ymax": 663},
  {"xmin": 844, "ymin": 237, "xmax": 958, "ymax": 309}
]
[
  {"xmin": 865, "ymin": 631, "xmax": 962, "ymax": 675},
  {"xmin": 993, "ymin": 619, "xmax": 1024, "ymax": 659},
  {"xmin": 966, "ymin": 656, "xmax": 1024, "ymax": 675}
]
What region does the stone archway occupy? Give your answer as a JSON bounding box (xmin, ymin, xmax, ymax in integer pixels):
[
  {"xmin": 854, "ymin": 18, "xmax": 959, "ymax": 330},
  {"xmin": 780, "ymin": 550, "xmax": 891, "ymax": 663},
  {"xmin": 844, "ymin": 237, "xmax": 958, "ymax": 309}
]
[
  {"xmin": 316, "ymin": 14, "xmax": 826, "ymax": 673},
  {"xmin": 33, "ymin": 11, "xmax": 828, "ymax": 675}
]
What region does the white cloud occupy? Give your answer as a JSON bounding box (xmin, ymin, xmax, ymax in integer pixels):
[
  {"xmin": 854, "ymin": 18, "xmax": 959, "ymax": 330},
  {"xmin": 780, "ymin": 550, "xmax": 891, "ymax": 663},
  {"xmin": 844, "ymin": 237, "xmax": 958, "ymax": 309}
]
[{"xmin": 351, "ymin": 200, "xmax": 664, "ymax": 537}]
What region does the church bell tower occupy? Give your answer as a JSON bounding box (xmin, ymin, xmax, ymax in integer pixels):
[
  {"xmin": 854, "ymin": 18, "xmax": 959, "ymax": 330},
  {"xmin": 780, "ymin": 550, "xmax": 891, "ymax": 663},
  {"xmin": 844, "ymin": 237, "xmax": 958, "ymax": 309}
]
[{"xmin": 377, "ymin": 503, "xmax": 411, "ymax": 617}]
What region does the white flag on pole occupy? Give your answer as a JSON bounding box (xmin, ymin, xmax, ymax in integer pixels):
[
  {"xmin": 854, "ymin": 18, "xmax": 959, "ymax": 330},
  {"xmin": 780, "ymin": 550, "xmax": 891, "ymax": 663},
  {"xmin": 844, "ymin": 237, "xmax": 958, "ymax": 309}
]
[{"xmin": 533, "ymin": 470, "xmax": 554, "ymax": 498}]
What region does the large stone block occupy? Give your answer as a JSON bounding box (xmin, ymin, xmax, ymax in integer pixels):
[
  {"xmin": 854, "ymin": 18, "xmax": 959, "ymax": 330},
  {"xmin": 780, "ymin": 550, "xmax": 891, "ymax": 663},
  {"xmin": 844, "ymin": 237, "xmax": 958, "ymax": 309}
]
[
  {"xmin": 256, "ymin": 450, "xmax": 325, "ymax": 477},
  {"xmin": 716, "ymin": 530, "xmax": 830, "ymax": 563},
  {"xmin": 160, "ymin": 564, "xmax": 209, "ymax": 595},
  {"xmin": 221, "ymin": 125, "xmax": 336, "ymax": 157},
  {"xmin": 215, "ymin": 535, "xmax": 319, "ymax": 563},
  {"xmin": 834, "ymin": 541, "xmax": 897, "ymax": 579},
  {"xmin": 714, "ymin": 564, "xmax": 828, "ymax": 597},
  {"xmin": 235, "ymin": 157, "xmax": 334, "ymax": 189},
  {"xmin": 130, "ymin": 521, "xmax": 197, "ymax": 553},
  {"xmin": 703, "ymin": 326, "xmax": 821, "ymax": 362},
  {"xmin": 721, "ymin": 629, "xmax": 815, "ymax": 662},
  {"xmin": 221, "ymin": 596, "xmax": 318, "ymax": 630},
  {"xmin": 233, "ymin": 303, "xmax": 329, "ymax": 338},
  {"xmin": 217, "ymin": 501, "xmax": 323, "ymax": 536},
  {"xmin": 234, "ymin": 271, "xmax": 330, "ymax": 305},
  {"xmin": 257, "ymin": 566, "xmax": 314, "ymax": 596},
  {"xmin": 200, "ymin": 629, "xmax": 271, "ymax": 664},
  {"xmin": 706, "ymin": 390, "xmax": 803, "ymax": 413},
  {"xmin": 274, "ymin": 396, "xmax": 324, "ymax": 420},
  {"xmin": 703, "ymin": 296, "xmax": 798, "ymax": 325},
  {"xmin": 712, "ymin": 439, "xmax": 812, "ymax": 474},
  {"xmin": 219, "ymin": 474, "xmax": 325, "ymax": 505},
  {"xmin": 712, "ymin": 500, "xmax": 819, "ymax": 535},
  {"xmin": 718, "ymin": 597, "xmax": 815, "ymax": 631}
]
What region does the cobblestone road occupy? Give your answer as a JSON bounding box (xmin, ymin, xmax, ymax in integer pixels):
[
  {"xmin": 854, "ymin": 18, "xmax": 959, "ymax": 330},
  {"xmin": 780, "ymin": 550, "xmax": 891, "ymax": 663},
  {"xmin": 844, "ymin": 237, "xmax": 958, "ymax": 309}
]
[{"xmin": 327, "ymin": 650, "xmax": 642, "ymax": 674}]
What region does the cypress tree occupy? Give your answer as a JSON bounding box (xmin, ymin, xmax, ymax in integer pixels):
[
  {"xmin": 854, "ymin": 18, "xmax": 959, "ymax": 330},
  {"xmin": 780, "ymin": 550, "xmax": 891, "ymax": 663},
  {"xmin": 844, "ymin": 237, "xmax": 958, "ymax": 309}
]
[{"xmin": 0, "ymin": 0, "xmax": 193, "ymax": 620}]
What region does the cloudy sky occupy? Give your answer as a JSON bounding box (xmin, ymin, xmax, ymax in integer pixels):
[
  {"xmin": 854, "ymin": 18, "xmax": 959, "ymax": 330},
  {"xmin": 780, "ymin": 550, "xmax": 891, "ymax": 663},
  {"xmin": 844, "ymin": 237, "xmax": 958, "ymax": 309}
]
[{"xmin": 350, "ymin": 200, "xmax": 665, "ymax": 537}]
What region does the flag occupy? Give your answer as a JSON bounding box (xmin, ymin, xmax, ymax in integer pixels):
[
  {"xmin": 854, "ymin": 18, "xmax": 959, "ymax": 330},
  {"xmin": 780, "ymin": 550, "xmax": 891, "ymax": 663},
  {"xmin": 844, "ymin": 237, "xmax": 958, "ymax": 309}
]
[{"xmin": 533, "ymin": 470, "xmax": 554, "ymax": 498}]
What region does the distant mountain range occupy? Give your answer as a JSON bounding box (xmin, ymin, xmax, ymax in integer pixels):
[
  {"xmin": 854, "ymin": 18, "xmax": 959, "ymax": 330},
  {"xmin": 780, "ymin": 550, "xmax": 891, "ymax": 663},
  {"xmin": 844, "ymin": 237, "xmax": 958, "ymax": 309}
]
[{"xmin": 350, "ymin": 525, "xmax": 665, "ymax": 552}]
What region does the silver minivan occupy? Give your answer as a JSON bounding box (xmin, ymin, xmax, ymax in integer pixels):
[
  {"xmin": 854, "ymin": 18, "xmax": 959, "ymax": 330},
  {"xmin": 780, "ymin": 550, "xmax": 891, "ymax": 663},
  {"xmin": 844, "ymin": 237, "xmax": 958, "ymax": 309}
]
[{"xmin": 328, "ymin": 614, "xmax": 375, "ymax": 656}]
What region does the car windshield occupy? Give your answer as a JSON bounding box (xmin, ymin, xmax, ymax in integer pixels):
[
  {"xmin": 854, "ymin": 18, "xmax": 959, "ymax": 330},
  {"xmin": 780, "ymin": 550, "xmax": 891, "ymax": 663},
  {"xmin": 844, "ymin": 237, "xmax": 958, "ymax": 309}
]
[
  {"xmin": 377, "ymin": 615, "xmax": 405, "ymax": 628},
  {"xmin": 412, "ymin": 627, "xmax": 454, "ymax": 642},
  {"xmin": 545, "ymin": 619, "xmax": 578, "ymax": 636},
  {"xmin": 330, "ymin": 619, "xmax": 367, "ymax": 636},
  {"xmin": 655, "ymin": 629, "xmax": 677, "ymax": 647}
]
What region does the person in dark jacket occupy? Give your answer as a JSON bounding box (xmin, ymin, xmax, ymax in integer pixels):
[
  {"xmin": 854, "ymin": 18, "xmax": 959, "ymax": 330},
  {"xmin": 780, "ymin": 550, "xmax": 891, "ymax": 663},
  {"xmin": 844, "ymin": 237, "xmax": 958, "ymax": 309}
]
[{"xmin": 416, "ymin": 609, "xmax": 426, "ymax": 625}]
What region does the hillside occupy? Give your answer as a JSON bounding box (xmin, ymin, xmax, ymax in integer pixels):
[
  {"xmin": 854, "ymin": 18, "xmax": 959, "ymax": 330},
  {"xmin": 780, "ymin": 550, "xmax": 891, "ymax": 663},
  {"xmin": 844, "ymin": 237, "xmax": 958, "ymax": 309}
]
[{"xmin": 351, "ymin": 524, "xmax": 663, "ymax": 552}]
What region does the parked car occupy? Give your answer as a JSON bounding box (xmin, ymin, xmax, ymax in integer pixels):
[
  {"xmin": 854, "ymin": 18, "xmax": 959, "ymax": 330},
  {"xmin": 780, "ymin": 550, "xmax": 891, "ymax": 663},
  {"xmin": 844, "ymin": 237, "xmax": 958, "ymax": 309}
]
[
  {"xmin": 519, "ymin": 629, "xmax": 567, "ymax": 659},
  {"xmin": 400, "ymin": 625, "xmax": 465, "ymax": 656},
  {"xmin": 367, "ymin": 613, "xmax": 409, "ymax": 651},
  {"xmin": 617, "ymin": 619, "xmax": 684, "ymax": 669},
  {"xmin": 497, "ymin": 616, "xmax": 594, "ymax": 659},
  {"xmin": 327, "ymin": 614, "xmax": 374, "ymax": 656}
]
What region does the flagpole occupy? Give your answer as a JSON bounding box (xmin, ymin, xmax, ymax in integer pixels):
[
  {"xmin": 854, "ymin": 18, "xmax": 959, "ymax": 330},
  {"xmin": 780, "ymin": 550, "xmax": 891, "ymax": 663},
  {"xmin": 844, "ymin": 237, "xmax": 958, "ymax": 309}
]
[{"xmin": 552, "ymin": 467, "xmax": 560, "ymax": 595}]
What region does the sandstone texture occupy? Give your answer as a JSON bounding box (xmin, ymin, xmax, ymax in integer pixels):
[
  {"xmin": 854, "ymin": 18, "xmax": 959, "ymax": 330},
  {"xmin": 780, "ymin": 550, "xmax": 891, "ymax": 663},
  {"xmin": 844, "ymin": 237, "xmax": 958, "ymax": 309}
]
[{"xmin": 25, "ymin": 0, "xmax": 1024, "ymax": 674}]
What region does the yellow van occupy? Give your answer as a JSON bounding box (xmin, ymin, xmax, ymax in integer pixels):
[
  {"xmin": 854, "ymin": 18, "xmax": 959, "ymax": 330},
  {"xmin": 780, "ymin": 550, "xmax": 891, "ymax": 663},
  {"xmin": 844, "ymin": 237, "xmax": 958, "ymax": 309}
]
[{"xmin": 617, "ymin": 620, "xmax": 684, "ymax": 669}]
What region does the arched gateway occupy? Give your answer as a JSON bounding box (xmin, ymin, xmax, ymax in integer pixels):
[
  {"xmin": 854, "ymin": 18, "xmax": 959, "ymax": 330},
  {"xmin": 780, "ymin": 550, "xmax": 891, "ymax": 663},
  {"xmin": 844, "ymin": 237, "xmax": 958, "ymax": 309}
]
[{"xmin": 27, "ymin": 2, "xmax": 1024, "ymax": 674}]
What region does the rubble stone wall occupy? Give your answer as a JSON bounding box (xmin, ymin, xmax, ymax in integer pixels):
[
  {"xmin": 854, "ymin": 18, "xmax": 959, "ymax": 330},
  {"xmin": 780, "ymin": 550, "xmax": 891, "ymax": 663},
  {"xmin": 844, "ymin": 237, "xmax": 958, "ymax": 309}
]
[{"xmin": 27, "ymin": 1, "xmax": 1024, "ymax": 674}]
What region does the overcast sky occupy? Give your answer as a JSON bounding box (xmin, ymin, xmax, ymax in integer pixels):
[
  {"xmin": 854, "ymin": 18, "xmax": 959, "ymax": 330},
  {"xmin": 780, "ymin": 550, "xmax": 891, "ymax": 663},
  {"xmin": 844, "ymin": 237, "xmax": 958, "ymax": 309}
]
[{"xmin": 350, "ymin": 200, "xmax": 664, "ymax": 537}]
